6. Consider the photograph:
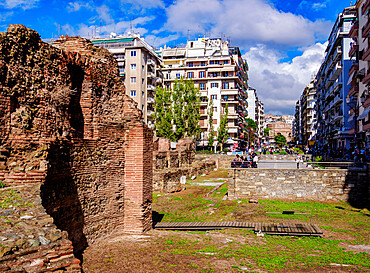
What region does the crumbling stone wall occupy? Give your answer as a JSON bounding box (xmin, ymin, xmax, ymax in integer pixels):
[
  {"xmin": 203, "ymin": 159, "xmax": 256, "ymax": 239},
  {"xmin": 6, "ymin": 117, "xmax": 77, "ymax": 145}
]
[
  {"xmin": 0, "ymin": 25, "xmax": 152, "ymax": 271},
  {"xmin": 153, "ymin": 137, "xmax": 215, "ymax": 192},
  {"xmin": 228, "ymin": 168, "xmax": 369, "ymax": 206}
]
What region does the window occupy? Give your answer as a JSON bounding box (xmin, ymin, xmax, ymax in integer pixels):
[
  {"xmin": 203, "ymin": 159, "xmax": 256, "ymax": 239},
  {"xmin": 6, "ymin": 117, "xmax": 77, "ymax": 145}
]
[
  {"xmin": 210, "ymin": 60, "xmax": 214, "ymax": 65},
  {"xmin": 222, "ymin": 82, "xmax": 229, "ymax": 89},
  {"xmin": 199, "ymin": 71, "xmax": 205, "ymax": 78},
  {"xmin": 223, "ymin": 72, "xmax": 228, "ymax": 77},
  {"xmin": 131, "ymin": 50, "xmax": 136, "ymax": 57},
  {"xmin": 209, "ymin": 72, "xmax": 217, "ymax": 77},
  {"xmin": 222, "ymin": 95, "xmax": 228, "ymax": 101},
  {"xmin": 213, "ymin": 107, "xmax": 217, "ymax": 112},
  {"xmin": 199, "ymin": 83, "xmax": 205, "ymax": 90},
  {"xmin": 211, "ymin": 95, "xmax": 217, "ymax": 100},
  {"xmin": 215, "ymin": 60, "xmax": 219, "ymax": 64},
  {"xmin": 130, "ymin": 77, "xmax": 136, "ymax": 83},
  {"xmin": 201, "ymin": 61, "xmax": 206, "ymax": 66},
  {"xmin": 131, "ymin": 64, "xmax": 136, "ymax": 70},
  {"xmin": 142, "ymin": 91, "xmax": 145, "ymax": 97},
  {"xmin": 224, "ymin": 60, "xmax": 229, "ymax": 64},
  {"xmin": 211, "ymin": 82, "xmax": 218, "ymax": 88},
  {"xmin": 176, "ymin": 73, "xmax": 181, "ymax": 79},
  {"xmin": 188, "ymin": 62, "xmax": 193, "ymax": 67},
  {"xmin": 119, "ymin": 67, "xmax": 125, "ymax": 74},
  {"xmin": 188, "ymin": 72, "xmax": 194, "ymax": 78},
  {"xmin": 130, "ymin": 90, "xmax": 136, "ymax": 96}
]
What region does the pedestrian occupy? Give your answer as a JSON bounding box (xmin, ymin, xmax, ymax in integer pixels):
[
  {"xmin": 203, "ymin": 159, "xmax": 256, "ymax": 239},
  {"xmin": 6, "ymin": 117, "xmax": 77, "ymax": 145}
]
[
  {"xmin": 295, "ymin": 155, "xmax": 301, "ymax": 169},
  {"xmin": 252, "ymin": 154, "xmax": 259, "ymax": 168}
]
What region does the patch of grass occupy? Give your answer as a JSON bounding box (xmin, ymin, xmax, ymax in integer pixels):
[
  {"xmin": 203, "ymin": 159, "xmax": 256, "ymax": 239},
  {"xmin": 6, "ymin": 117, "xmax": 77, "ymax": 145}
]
[{"xmin": 0, "ymin": 189, "xmax": 32, "ymax": 209}]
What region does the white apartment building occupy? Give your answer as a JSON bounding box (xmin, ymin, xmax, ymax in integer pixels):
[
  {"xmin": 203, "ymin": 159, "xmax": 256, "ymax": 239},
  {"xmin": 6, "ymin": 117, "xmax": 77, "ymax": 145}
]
[
  {"xmin": 348, "ymin": 0, "xmax": 370, "ymax": 148},
  {"xmin": 161, "ymin": 38, "xmax": 249, "ymax": 149},
  {"xmin": 91, "ymin": 34, "xmax": 163, "ymax": 128},
  {"xmin": 246, "ymin": 87, "xmax": 264, "ymax": 143}
]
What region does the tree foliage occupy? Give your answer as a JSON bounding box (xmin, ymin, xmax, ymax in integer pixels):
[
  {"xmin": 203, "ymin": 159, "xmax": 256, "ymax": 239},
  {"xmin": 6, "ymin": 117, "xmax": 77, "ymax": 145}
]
[
  {"xmin": 245, "ymin": 118, "xmax": 257, "ymax": 131},
  {"xmin": 274, "ymin": 134, "xmax": 287, "ymax": 147},
  {"xmin": 264, "ymin": 128, "xmax": 271, "ymax": 136},
  {"xmin": 153, "ymin": 86, "xmax": 173, "ymax": 140},
  {"xmin": 153, "ymin": 78, "xmax": 201, "ymax": 142},
  {"xmin": 207, "ymin": 98, "xmax": 215, "ymax": 149},
  {"xmin": 217, "ymin": 103, "xmax": 229, "ymax": 151}
]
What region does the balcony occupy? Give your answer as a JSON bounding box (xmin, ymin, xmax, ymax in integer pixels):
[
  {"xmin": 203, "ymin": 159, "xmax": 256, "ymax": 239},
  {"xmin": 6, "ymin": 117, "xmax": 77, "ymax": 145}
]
[
  {"xmin": 349, "ymin": 21, "xmax": 359, "ymax": 38},
  {"xmin": 349, "ymin": 63, "xmax": 359, "ymax": 77},
  {"xmin": 349, "ymin": 85, "xmax": 359, "ymax": 96},
  {"xmin": 362, "ymin": 0, "xmax": 370, "ymax": 15},
  {"xmin": 333, "ymin": 47, "xmax": 342, "ymax": 61},
  {"xmin": 349, "ymin": 43, "xmax": 359, "ymax": 58},
  {"xmin": 362, "ymin": 46, "xmax": 370, "ymax": 61},
  {"xmin": 147, "ymin": 59, "xmax": 155, "ymax": 67},
  {"xmin": 147, "ymin": 84, "xmax": 155, "ymax": 90},
  {"xmin": 362, "ymin": 69, "xmax": 370, "ymax": 85},
  {"xmin": 362, "ymin": 20, "xmax": 370, "ymax": 39},
  {"xmin": 147, "ymin": 71, "xmax": 155, "ymax": 79},
  {"xmin": 147, "ymin": 97, "xmax": 155, "ymax": 104}
]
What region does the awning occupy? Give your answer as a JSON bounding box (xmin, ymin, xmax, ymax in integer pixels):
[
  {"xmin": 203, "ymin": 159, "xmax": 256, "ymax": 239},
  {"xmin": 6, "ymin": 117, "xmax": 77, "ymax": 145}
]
[
  {"xmin": 358, "ymin": 107, "xmax": 370, "ymax": 120},
  {"xmin": 348, "ymin": 115, "xmax": 354, "ymax": 122},
  {"xmin": 347, "ymin": 71, "xmax": 355, "ymax": 85}
]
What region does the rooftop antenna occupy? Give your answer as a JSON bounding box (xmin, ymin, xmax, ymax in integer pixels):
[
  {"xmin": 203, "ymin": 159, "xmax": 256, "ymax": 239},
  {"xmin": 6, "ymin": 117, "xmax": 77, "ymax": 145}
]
[
  {"xmin": 99, "ymin": 20, "xmax": 102, "ymax": 37},
  {"xmin": 130, "ymin": 17, "xmax": 134, "ymax": 34}
]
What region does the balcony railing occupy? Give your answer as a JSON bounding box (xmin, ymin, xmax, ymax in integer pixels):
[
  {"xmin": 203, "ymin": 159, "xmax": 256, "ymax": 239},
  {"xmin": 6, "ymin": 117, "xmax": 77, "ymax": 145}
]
[
  {"xmin": 349, "ymin": 85, "xmax": 359, "ymax": 96},
  {"xmin": 362, "ymin": 0, "xmax": 370, "ymax": 15},
  {"xmin": 349, "ymin": 63, "xmax": 359, "ymax": 77},
  {"xmin": 349, "ymin": 43, "xmax": 359, "ymax": 57},
  {"xmin": 363, "ymin": 47, "xmax": 370, "ymax": 62},
  {"xmin": 362, "ymin": 69, "xmax": 370, "ymax": 85},
  {"xmin": 349, "ymin": 21, "xmax": 359, "ymax": 38},
  {"xmin": 362, "ymin": 20, "xmax": 370, "ymax": 39}
]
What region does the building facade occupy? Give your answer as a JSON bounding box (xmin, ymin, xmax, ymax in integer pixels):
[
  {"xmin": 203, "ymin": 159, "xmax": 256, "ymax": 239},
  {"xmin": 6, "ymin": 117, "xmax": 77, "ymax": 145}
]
[
  {"xmin": 91, "ymin": 34, "xmax": 163, "ymax": 128},
  {"xmin": 347, "ymin": 0, "xmax": 370, "ymax": 149},
  {"xmin": 246, "ymin": 87, "xmax": 264, "ymax": 144},
  {"xmin": 161, "ymin": 38, "xmax": 249, "ymax": 149},
  {"xmin": 294, "ymin": 80, "xmax": 317, "ymax": 146},
  {"xmin": 315, "ymin": 6, "xmax": 357, "ymax": 151}
]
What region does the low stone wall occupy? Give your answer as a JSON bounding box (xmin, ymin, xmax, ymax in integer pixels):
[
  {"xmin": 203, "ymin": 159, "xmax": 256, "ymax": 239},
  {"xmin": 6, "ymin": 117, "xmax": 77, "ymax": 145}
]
[
  {"xmin": 228, "ymin": 168, "xmax": 369, "ymax": 206},
  {"xmin": 154, "ymin": 160, "xmax": 216, "ymax": 192},
  {"xmin": 258, "ymin": 154, "xmax": 313, "ymax": 161},
  {"xmin": 0, "ymin": 184, "xmax": 80, "ymax": 272}
]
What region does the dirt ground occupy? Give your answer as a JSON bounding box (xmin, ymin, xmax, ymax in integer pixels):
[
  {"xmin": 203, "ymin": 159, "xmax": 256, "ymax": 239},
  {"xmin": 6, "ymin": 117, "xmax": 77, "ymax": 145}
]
[{"xmin": 82, "ymin": 170, "xmax": 370, "ymax": 273}]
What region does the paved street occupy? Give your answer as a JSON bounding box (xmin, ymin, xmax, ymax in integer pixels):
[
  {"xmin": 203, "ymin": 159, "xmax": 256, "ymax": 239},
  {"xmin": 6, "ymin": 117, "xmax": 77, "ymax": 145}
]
[{"xmin": 257, "ymin": 160, "xmax": 312, "ymax": 169}]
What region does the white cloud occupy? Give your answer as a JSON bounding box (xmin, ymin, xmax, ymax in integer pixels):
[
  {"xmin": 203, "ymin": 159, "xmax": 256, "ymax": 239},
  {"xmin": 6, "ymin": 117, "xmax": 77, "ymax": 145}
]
[
  {"xmin": 0, "ymin": 11, "xmax": 13, "ymax": 21},
  {"xmin": 96, "ymin": 5, "xmax": 114, "ymax": 24},
  {"xmin": 164, "ymin": 0, "xmax": 331, "ymax": 47},
  {"xmin": 66, "ymin": 1, "xmax": 92, "ymax": 12},
  {"xmin": 0, "ymin": 0, "xmax": 39, "ymax": 10},
  {"xmin": 62, "ymin": 16, "xmax": 154, "ymax": 37},
  {"xmin": 244, "ymin": 42, "xmax": 328, "ymax": 114},
  {"xmin": 144, "ymin": 34, "xmax": 180, "ymax": 48},
  {"xmin": 121, "ymin": 0, "xmax": 165, "ymax": 10},
  {"xmin": 298, "ymin": 0, "xmax": 330, "ymax": 11}
]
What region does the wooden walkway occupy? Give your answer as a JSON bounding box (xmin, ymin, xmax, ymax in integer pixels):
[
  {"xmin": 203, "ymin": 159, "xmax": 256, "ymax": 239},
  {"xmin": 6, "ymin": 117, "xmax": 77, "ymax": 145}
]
[{"xmin": 154, "ymin": 222, "xmax": 322, "ymax": 237}]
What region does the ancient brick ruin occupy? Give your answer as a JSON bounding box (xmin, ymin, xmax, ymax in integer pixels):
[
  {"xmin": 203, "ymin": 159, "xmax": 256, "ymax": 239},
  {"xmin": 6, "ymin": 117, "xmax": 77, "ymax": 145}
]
[{"xmin": 0, "ymin": 25, "xmax": 152, "ymax": 271}]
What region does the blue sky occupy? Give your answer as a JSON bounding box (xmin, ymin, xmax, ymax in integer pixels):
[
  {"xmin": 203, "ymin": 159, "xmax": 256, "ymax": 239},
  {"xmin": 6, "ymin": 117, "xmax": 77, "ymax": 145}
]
[{"xmin": 0, "ymin": 0, "xmax": 354, "ymax": 114}]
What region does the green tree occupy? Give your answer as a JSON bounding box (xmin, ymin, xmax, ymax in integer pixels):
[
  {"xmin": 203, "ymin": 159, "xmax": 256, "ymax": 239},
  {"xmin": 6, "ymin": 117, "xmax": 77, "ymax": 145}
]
[
  {"xmin": 153, "ymin": 86, "xmax": 173, "ymax": 140},
  {"xmin": 264, "ymin": 128, "xmax": 271, "ymax": 137},
  {"xmin": 246, "ymin": 118, "xmax": 257, "ymax": 131},
  {"xmin": 217, "ymin": 103, "xmax": 229, "ymax": 151},
  {"xmin": 207, "ymin": 98, "xmax": 215, "ymax": 149},
  {"xmin": 245, "ymin": 118, "xmax": 257, "ymax": 146},
  {"xmin": 153, "ymin": 78, "xmax": 201, "ymax": 142},
  {"xmin": 274, "ymin": 134, "xmax": 287, "ymax": 148}
]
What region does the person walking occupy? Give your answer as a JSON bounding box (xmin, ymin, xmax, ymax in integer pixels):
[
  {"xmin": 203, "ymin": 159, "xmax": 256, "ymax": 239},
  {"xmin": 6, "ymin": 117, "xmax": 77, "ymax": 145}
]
[
  {"xmin": 252, "ymin": 154, "xmax": 259, "ymax": 168},
  {"xmin": 295, "ymin": 155, "xmax": 301, "ymax": 169}
]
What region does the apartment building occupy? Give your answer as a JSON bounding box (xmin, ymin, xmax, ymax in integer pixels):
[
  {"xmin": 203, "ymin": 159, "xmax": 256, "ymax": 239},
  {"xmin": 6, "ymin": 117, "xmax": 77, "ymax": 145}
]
[
  {"xmin": 91, "ymin": 34, "xmax": 163, "ymax": 128},
  {"xmin": 315, "ymin": 6, "xmax": 357, "ymax": 151},
  {"xmin": 294, "ymin": 80, "xmax": 317, "ymax": 146},
  {"xmin": 161, "ymin": 38, "xmax": 249, "ymax": 149},
  {"xmin": 347, "ymin": 0, "xmax": 370, "ymax": 149},
  {"xmin": 246, "ymin": 87, "xmax": 264, "ymax": 144}
]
